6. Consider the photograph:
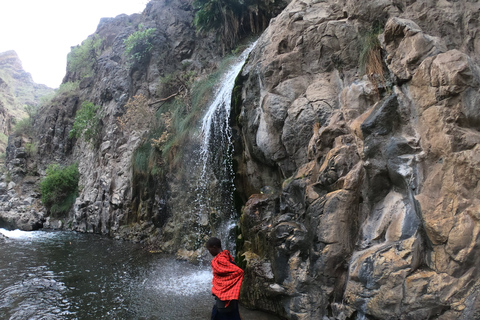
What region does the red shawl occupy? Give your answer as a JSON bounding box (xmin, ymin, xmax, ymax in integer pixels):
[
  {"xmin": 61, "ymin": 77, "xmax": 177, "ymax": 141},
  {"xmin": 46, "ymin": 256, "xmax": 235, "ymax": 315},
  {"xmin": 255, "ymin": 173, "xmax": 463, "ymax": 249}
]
[{"xmin": 211, "ymin": 250, "xmax": 244, "ymax": 301}]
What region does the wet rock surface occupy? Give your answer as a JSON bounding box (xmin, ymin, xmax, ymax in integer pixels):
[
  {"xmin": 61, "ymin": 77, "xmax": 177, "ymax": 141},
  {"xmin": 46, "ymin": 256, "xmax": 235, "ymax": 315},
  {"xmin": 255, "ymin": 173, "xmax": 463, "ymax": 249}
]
[
  {"xmin": 235, "ymin": 0, "xmax": 480, "ymax": 319},
  {"xmin": 4, "ymin": 0, "xmax": 224, "ymax": 242}
]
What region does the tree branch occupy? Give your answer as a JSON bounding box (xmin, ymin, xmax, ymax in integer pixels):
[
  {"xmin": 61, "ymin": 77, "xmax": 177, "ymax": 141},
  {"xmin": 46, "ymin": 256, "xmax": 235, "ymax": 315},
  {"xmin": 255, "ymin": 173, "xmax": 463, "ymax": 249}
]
[{"xmin": 149, "ymin": 85, "xmax": 186, "ymax": 108}]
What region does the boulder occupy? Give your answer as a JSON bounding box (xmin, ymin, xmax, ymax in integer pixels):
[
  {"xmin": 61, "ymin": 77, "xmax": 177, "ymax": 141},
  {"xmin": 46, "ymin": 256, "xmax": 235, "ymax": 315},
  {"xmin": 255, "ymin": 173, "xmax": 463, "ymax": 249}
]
[{"xmin": 0, "ymin": 209, "xmax": 44, "ymax": 231}]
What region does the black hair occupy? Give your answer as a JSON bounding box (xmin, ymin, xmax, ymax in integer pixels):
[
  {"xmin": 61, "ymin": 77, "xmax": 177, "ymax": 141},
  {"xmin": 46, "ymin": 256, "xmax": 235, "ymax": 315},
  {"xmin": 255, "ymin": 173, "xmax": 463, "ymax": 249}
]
[{"xmin": 206, "ymin": 237, "xmax": 222, "ymax": 249}]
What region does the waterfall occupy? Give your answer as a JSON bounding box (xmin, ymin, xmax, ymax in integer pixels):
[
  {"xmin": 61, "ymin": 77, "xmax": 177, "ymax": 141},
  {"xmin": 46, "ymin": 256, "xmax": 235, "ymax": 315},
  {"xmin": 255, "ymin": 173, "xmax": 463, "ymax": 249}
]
[{"xmin": 194, "ymin": 42, "xmax": 256, "ymax": 251}]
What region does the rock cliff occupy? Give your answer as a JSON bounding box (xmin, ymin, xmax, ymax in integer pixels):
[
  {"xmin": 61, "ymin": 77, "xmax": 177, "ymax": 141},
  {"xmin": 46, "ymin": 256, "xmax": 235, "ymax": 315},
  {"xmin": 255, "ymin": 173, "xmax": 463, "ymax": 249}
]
[
  {"xmin": 2, "ymin": 0, "xmax": 285, "ymax": 247},
  {"xmin": 0, "ymin": 51, "xmax": 53, "ymax": 151},
  {"xmin": 0, "ymin": 51, "xmax": 53, "ymax": 231},
  {"xmin": 28, "ymin": 0, "xmax": 224, "ymax": 241},
  {"xmin": 234, "ymin": 0, "xmax": 480, "ymax": 319},
  {"xmin": 2, "ymin": 0, "xmax": 480, "ymax": 319}
]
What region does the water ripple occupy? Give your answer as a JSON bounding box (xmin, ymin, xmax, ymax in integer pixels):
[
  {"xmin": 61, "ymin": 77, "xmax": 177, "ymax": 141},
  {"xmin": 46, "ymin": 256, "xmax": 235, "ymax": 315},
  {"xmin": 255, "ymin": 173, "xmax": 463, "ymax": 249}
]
[{"xmin": 0, "ymin": 268, "xmax": 74, "ymax": 320}]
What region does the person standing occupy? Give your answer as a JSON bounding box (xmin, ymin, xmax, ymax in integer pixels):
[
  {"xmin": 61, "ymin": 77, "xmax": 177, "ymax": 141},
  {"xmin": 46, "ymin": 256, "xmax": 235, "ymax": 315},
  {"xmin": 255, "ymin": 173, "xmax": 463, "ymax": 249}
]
[{"xmin": 206, "ymin": 237, "xmax": 244, "ymax": 320}]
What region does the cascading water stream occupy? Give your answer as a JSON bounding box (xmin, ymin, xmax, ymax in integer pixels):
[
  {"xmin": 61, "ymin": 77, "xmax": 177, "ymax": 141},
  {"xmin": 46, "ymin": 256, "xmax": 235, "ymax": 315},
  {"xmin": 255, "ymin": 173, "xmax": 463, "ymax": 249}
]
[
  {"xmin": 194, "ymin": 41, "xmax": 257, "ymax": 250},
  {"xmin": 198, "ymin": 42, "xmax": 257, "ymax": 177}
]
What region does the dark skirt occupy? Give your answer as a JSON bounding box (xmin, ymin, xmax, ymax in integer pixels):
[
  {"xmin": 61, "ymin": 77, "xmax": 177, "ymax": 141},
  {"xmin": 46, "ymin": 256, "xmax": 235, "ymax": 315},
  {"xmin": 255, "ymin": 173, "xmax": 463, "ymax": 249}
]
[{"xmin": 211, "ymin": 298, "xmax": 241, "ymax": 320}]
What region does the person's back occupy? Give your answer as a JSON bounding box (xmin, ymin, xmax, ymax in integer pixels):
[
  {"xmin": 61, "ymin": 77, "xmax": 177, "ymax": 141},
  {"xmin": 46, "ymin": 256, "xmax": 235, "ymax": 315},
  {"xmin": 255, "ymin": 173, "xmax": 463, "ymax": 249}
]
[{"xmin": 206, "ymin": 237, "xmax": 244, "ymax": 320}]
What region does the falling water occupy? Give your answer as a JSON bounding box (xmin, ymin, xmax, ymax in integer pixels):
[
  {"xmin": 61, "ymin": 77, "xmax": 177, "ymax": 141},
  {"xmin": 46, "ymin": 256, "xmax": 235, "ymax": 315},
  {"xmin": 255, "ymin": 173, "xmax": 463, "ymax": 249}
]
[{"xmin": 194, "ymin": 41, "xmax": 257, "ymax": 250}]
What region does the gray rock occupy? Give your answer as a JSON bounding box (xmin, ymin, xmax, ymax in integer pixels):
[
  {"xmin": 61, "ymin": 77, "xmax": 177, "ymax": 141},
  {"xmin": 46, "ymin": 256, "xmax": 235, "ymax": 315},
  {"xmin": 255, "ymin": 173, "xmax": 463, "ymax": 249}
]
[
  {"xmin": 236, "ymin": 1, "xmax": 480, "ymax": 319},
  {"xmin": 23, "ymin": 197, "xmax": 35, "ymax": 205},
  {"xmin": 0, "ymin": 209, "xmax": 43, "ymax": 231}
]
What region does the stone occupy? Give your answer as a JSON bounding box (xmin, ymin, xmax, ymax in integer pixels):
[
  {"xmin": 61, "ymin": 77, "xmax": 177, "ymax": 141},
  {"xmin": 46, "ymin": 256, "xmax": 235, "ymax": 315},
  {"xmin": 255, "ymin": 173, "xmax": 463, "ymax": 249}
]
[
  {"xmin": 235, "ymin": 1, "xmax": 480, "ymax": 319},
  {"xmin": 0, "ymin": 209, "xmax": 44, "ymax": 231},
  {"xmin": 0, "ymin": 182, "xmax": 7, "ymax": 196},
  {"xmin": 360, "ymin": 94, "xmax": 400, "ymax": 138},
  {"xmin": 23, "ymin": 197, "xmax": 35, "ymax": 205},
  {"xmin": 384, "ymin": 17, "xmax": 447, "ymax": 81}
]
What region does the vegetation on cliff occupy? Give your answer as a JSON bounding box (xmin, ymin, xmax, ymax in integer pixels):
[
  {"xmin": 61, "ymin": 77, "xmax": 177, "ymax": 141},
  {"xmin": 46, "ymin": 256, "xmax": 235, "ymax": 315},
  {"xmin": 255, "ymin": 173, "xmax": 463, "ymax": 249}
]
[
  {"xmin": 13, "ymin": 104, "xmax": 38, "ymax": 137},
  {"xmin": 69, "ymin": 101, "xmax": 102, "ymax": 144},
  {"xmin": 359, "ymin": 25, "xmax": 387, "ymax": 92},
  {"xmin": 193, "ymin": 0, "xmax": 285, "ymax": 49},
  {"xmin": 40, "ymin": 163, "xmax": 80, "ymax": 217},
  {"xmin": 0, "ymin": 51, "xmax": 54, "ymax": 153},
  {"xmin": 67, "ymin": 35, "xmax": 103, "ymax": 78},
  {"xmin": 124, "ymin": 25, "xmax": 156, "ymax": 65},
  {"xmin": 4, "ymin": 0, "xmax": 480, "ymax": 318},
  {"xmin": 123, "ymin": 53, "xmax": 237, "ymax": 181}
]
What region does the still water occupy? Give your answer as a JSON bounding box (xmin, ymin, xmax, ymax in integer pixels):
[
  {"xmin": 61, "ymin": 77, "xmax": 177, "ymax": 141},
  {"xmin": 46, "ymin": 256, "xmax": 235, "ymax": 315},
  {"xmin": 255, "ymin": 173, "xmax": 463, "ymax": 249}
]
[{"xmin": 0, "ymin": 229, "xmax": 237, "ymax": 320}]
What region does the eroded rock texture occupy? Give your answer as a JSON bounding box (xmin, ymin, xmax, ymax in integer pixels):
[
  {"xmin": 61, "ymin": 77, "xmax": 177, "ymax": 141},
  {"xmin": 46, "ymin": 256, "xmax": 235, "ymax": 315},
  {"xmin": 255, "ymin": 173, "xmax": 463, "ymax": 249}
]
[
  {"xmin": 2, "ymin": 0, "xmax": 290, "ymax": 259},
  {"xmin": 235, "ymin": 0, "xmax": 480, "ymax": 319},
  {"xmin": 8, "ymin": 0, "xmax": 223, "ymax": 241}
]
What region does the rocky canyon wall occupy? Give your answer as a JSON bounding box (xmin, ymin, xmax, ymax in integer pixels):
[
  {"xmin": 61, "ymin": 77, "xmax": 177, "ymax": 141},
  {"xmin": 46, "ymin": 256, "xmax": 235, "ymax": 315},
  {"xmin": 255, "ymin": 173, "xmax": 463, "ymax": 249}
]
[
  {"xmin": 234, "ymin": 0, "xmax": 480, "ymax": 319},
  {"xmin": 33, "ymin": 0, "xmax": 224, "ymax": 243},
  {"xmin": 2, "ymin": 0, "xmax": 480, "ymax": 318},
  {"xmin": 1, "ymin": 0, "xmax": 286, "ymax": 252}
]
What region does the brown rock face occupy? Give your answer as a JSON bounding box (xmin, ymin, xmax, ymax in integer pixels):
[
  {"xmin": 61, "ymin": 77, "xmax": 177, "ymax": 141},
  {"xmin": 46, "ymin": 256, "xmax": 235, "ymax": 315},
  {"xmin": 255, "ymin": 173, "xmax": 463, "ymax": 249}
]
[{"xmin": 235, "ymin": 0, "xmax": 480, "ymax": 319}]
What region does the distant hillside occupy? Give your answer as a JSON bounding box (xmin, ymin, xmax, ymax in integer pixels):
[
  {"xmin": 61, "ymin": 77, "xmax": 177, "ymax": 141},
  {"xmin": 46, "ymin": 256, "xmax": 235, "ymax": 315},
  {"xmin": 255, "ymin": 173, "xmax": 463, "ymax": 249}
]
[{"xmin": 0, "ymin": 50, "xmax": 54, "ymax": 152}]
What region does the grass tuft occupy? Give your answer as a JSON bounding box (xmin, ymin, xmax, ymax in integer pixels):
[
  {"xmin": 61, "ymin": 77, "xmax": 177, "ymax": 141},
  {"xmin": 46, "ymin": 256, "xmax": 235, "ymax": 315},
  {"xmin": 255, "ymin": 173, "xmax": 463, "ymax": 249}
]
[{"xmin": 359, "ymin": 25, "xmax": 386, "ymax": 93}]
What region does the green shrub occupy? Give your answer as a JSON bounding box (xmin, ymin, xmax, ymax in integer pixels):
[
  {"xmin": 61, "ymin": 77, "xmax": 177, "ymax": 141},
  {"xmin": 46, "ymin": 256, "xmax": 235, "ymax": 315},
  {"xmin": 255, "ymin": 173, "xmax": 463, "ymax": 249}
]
[
  {"xmin": 69, "ymin": 101, "xmax": 101, "ymax": 143},
  {"xmin": 38, "ymin": 82, "xmax": 80, "ymax": 109},
  {"xmin": 38, "ymin": 92, "xmax": 56, "ymax": 108},
  {"xmin": 67, "ymin": 35, "xmax": 103, "ymax": 78},
  {"xmin": 40, "ymin": 163, "xmax": 80, "ymax": 217},
  {"xmin": 133, "ymin": 140, "xmax": 163, "ymax": 174},
  {"xmin": 13, "ymin": 104, "xmax": 39, "ymax": 137},
  {"xmin": 13, "ymin": 117, "xmax": 33, "ymax": 136},
  {"xmin": 0, "ymin": 133, "xmax": 8, "ymax": 145},
  {"xmin": 24, "ymin": 142, "xmax": 37, "ymax": 156},
  {"xmin": 24, "ymin": 104, "xmax": 38, "ymax": 118},
  {"xmin": 124, "ymin": 25, "xmax": 156, "ymax": 64},
  {"xmin": 56, "ymin": 81, "xmax": 80, "ymax": 95},
  {"xmin": 193, "ymin": 0, "xmax": 243, "ymax": 49}
]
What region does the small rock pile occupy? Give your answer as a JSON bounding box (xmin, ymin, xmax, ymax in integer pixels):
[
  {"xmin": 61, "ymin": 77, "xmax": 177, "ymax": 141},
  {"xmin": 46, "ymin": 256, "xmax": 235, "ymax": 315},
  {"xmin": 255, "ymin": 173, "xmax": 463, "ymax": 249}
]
[{"xmin": 0, "ymin": 175, "xmax": 45, "ymax": 231}]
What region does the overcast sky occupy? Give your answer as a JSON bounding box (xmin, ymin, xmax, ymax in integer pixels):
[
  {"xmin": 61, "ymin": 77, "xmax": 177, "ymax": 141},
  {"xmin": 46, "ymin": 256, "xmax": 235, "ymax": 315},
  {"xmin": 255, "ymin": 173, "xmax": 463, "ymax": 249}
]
[{"xmin": 0, "ymin": 0, "xmax": 148, "ymax": 88}]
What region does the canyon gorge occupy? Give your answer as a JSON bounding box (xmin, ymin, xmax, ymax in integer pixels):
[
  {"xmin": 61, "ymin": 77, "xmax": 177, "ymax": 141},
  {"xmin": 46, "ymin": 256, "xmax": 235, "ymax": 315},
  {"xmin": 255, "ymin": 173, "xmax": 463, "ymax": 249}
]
[{"xmin": 1, "ymin": 0, "xmax": 480, "ymax": 319}]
